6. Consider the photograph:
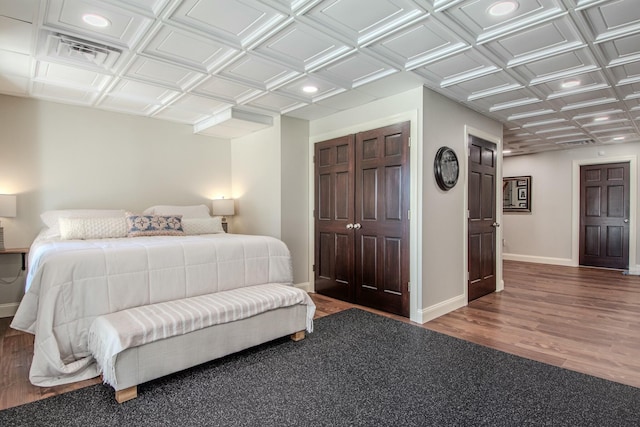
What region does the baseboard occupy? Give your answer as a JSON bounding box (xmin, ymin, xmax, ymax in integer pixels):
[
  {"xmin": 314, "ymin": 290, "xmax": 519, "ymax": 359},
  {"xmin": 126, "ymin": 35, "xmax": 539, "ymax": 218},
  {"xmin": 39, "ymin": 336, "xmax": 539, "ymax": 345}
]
[
  {"xmin": 0, "ymin": 302, "xmax": 19, "ymax": 318},
  {"xmin": 295, "ymin": 282, "xmax": 313, "ymax": 293},
  {"xmin": 624, "ymin": 265, "xmax": 640, "ymax": 275},
  {"xmin": 417, "ymin": 294, "xmax": 467, "ymax": 324},
  {"xmin": 502, "ymin": 253, "xmax": 575, "ymax": 267}
]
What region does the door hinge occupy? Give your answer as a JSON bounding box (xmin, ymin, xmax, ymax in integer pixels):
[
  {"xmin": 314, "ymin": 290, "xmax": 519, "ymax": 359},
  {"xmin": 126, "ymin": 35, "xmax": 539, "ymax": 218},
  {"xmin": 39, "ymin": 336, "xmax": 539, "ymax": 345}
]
[
  {"xmin": 313, "ymin": 155, "xmax": 315, "ymax": 163},
  {"xmin": 408, "ymin": 282, "xmax": 411, "ymax": 292},
  {"xmin": 408, "ymin": 137, "xmax": 411, "ymax": 147},
  {"xmin": 312, "ymin": 264, "xmax": 315, "ymax": 272},
  {"xmin": 408, "ymin": 209, "xmax": 411, "ymax": 220}
]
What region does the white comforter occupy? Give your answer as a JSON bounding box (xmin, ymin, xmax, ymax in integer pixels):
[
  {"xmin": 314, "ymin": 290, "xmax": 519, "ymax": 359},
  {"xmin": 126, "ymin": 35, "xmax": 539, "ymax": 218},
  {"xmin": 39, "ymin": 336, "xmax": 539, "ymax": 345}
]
[{"xmin": 11, "ymin": 233, "xmax": 294, "ymax": 386}]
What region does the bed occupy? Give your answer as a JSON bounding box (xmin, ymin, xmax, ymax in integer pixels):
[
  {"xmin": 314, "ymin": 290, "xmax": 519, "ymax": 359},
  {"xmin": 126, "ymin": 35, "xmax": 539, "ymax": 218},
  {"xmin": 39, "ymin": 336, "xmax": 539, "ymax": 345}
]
[{"xmin": 10, "ymin": 207, "xmax": 315, "ymax": 396}]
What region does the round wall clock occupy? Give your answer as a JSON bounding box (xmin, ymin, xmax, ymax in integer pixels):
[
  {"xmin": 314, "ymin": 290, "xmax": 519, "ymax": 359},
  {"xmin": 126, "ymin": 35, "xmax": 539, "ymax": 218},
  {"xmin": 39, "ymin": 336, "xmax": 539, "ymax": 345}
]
[{"xmin": 434, "ymin": 146, "xmax": 459, "ymax": 191}]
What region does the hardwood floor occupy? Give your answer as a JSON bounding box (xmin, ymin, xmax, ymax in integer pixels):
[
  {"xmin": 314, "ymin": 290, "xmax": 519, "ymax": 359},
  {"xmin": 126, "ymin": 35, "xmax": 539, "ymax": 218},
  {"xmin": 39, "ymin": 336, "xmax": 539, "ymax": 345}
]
[{"xmin": 2, "ymin": 260, "xmax": 639, "ymax": 410}]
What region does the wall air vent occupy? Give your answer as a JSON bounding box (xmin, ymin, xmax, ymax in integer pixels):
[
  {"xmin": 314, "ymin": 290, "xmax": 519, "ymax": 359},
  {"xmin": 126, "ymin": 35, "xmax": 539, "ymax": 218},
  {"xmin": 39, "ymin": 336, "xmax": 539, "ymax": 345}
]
[{"xmin": 44, "ymin": 33, "xmax": 122, "ymax": 71}]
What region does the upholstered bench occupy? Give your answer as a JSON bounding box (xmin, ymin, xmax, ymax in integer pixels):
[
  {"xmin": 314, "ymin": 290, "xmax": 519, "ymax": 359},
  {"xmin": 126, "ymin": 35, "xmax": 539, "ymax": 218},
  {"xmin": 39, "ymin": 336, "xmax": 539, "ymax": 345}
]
[{"xmin": 88, "ymin": 284, "xmax": 314, "ymax": 403}]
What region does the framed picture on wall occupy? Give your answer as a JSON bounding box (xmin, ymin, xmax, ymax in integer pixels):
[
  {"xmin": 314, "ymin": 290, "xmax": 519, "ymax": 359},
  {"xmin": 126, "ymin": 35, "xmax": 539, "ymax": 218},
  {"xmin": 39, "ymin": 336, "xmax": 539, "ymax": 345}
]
[{"xmin": 518, "ymin": 187, "xmax": 527, "ymax": 200}]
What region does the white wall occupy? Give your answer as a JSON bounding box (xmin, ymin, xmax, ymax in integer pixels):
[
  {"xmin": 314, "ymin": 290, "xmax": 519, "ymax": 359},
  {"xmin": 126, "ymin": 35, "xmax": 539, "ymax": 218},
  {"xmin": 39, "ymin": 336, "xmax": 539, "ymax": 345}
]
[
  {"xmin": 309, "ymin": 87, "xmax": 503, "ymax": 323},
  {"xmin": 230, "ymin": 116, "xmax": 311, "ymax": 287},
  {"xmin": 230, "ymin": 116, "xmax": 282, "ymax": 238},
  {"xmin": 503, "ymin": 142, "xmax": 640, "ymax": 270},
  {"xmin": 421, "ymin": 89, "xmax": 503, "ymax": 317},
  {"xmin": 281, "ymin": 117, "xmax": 310, "ymax": 286},
  {"xmin": 0, "ymin": 95, "xmax": 231, "ymax": 311}
]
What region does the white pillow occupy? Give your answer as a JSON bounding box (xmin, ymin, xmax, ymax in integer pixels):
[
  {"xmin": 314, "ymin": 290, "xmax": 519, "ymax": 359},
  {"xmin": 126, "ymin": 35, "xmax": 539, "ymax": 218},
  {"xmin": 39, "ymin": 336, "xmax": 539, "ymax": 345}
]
[
  {"xmin": 143, "ymin": 204, "xmax": 210, "ymax": 218},
  {"xmin": 59, "ymin": 217, "xmax": 128, "ymax": 240},
  {"xmin": 41, "ymin": 209, "xmax": 126, "ymax": 235},
  {"xmin": 182, "ymin": 217, "xmax": 225, "ymax": 235}
]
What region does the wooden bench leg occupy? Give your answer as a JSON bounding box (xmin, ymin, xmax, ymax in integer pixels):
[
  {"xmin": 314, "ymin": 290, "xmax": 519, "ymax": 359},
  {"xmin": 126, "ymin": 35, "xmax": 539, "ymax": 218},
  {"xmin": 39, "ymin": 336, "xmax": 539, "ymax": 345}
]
[
  {"xmin": 290, "ymin": 330, "xmax": 305, "ymax": 342},
  {"xmin": 115, "ymin": 386, "xmax": 137, "ymax": 403}
]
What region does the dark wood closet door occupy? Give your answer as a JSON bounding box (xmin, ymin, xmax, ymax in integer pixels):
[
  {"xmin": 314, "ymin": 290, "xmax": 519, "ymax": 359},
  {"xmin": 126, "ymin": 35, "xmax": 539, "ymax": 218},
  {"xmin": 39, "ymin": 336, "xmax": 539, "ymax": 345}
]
[
  {"xmin": 579, "ymin": 162, "xmax": 630, "ymax": 269},
  {"xmin": 467, "ymin": 135, "xmax": 497, "ymax": 302},
  {"xmin": 314, "ymin": 135, "xmax": 356, "ymax": 301},
  {"xmin": 354, "ymin": 122, "xmax": 410, "ymax": 317}
]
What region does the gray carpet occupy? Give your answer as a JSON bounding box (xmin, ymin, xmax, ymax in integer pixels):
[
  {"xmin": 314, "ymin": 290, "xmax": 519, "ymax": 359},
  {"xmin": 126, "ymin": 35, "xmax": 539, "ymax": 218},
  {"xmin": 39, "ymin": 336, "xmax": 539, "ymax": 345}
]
[{"xmin": 1, "ymin": 308, "xmax": 639, "ymax": 426}]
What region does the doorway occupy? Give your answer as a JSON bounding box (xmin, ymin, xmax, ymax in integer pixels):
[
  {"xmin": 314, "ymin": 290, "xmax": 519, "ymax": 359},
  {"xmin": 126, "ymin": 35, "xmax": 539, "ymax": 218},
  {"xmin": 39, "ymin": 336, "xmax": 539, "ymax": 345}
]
[
  {"xmin": 314, "ymin": 121, "xmax": 410, "ymax": 317},
  {"xmin": 579, "ymin": 162, "xmax": 630, "ymax": 269},
  {"xmin": 467, "ymin": 134, "xmax": 498, "ymax": 301}
]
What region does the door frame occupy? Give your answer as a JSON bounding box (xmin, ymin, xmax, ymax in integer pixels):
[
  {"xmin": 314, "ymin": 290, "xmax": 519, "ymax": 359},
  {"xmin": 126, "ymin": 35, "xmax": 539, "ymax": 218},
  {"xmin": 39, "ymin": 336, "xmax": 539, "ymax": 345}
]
[
  {"xmin": 308, "ymin": 111, "xmax": 421, "ymax": 322},
  {"xmin": 464, "ymin": 126, "xmax": 504, "ymax": 296},
  {"xmin": 572, "ymin": 155, "xmax": 637, "ymax": 271}
]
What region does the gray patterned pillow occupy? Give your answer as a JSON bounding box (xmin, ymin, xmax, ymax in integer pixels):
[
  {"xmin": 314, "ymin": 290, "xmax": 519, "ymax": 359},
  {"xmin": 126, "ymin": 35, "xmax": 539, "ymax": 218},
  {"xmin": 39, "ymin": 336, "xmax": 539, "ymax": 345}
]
[{"xmin": 126, "ymin": 214, "xmax": 184, "ymax": 237}]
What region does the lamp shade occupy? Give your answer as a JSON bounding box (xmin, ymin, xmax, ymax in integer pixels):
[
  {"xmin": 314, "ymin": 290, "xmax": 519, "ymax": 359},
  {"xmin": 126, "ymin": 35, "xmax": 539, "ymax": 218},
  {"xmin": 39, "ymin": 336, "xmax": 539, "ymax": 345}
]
[
  {"xmin": 0, "ymin": 194, "xmax": 16, "ymax": 217},
  {"xmin": 211, "ymin": 198, "xmax": 235, "ymax": 216}
]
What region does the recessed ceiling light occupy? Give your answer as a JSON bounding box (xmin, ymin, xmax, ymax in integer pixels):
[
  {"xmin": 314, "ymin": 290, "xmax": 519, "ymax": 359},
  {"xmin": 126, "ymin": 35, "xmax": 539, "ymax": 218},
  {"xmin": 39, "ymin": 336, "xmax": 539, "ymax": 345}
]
[
  {"xmin": 613, "ymin": 136, "xmax": 625, "ymax": 141},
  {"xmin": 82, "ymin": 13, "xmax": 110, "ymax": 28},
  {"xmin": 593, "ymin": 116, "xmax": 609, "ymax": 122},
  {"xmin": 302, "ymin": 85, "xmax": 318, "ymax": 94},
  {"xmin": 488, "ymin": 1, "xmax": 519, "ymax": 16},
  {"xmin": 502, "ymin": 150, "xmax": 512, "ymax": 154},
  {"xmin": 561, "ymin": 79, "xmax": 581, "ymax": 89}
]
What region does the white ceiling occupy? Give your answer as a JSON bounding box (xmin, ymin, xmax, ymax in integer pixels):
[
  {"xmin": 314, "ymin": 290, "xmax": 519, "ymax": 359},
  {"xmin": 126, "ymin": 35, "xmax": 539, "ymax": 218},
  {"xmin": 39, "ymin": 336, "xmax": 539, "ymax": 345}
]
[{"xmin": 1, "ymin": 0, "xmax": 639, "ymax": 155}]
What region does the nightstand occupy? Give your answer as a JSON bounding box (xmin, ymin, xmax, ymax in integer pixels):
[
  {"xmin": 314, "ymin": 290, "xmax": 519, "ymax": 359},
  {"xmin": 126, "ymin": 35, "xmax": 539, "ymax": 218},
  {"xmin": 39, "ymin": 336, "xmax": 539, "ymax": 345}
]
[{"xmin": 0, "ymin": 248, "xmax": 29, "ymax": 270}]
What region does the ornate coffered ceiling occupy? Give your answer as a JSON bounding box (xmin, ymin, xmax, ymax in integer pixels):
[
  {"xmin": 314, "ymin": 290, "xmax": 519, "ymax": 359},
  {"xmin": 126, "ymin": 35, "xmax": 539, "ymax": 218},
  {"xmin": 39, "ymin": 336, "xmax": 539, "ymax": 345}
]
[{"xmin": 1, "ymin": 0, "xmax": 639, "ymax": 155}]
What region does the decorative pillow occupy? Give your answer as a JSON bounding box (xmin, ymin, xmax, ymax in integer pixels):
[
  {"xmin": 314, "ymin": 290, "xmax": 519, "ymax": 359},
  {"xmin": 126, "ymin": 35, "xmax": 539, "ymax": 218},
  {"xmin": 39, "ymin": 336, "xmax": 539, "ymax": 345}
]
[
  {"xmin": 182, "ymin": 217, "xmax": 225, "ymax": 235},
  {"xmin": 126, "ymin": 214, "xmax": 184, "ymax": 237},
  {"xmin": 142, "ymin": 204, "xmax": 210, "ymax": 218},
  {"xmin": 59, "ymin": 217, "xmax": 128, "ymax": 240},
  {"xmin": 41, "ymin": 209, "xmax": 126, "ymax": 235}
]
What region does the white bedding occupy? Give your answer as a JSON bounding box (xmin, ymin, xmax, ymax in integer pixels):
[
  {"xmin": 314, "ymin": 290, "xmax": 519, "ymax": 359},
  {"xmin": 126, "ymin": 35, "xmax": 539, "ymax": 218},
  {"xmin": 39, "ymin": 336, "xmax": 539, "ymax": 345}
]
[{"xmin": 11, "ymin": 232, "xmax": 295, "ymax": 386}]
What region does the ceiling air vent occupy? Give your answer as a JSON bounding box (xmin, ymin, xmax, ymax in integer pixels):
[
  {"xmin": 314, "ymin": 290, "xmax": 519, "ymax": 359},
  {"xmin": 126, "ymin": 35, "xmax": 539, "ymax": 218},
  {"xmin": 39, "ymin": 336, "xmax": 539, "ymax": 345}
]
[
  {"xmin": 556, "ymin": 139, "xmax": 595, "ymax": 147},
  {"xmin": 45, "ymin": 33, "xmax": 122, "ymax": 71}
]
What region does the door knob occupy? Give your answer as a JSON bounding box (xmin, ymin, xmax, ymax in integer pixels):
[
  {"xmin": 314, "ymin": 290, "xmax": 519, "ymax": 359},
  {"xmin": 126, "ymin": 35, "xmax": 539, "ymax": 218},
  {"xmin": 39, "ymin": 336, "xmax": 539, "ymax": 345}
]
[
  {"xmin": 346, "ymin": 223, "xmax": 354, "ymax": 229},
  {"xmin": 624, "ymin": 219, "xmax": 629, "ymax": 223},
  {"xmin": 353, "ymin": 223, "xmax": 362, "ymax": 230},
  {"xmin": 492, "ymin": 222, "xmax": 500, "ymax": 228}
]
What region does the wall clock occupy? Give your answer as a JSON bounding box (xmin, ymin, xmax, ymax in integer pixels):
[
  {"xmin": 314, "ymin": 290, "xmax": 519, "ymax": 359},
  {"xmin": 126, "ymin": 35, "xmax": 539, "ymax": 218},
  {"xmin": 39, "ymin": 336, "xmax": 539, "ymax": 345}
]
[{"xmin": 434, "ymin": 146, "xmax": 459, "ymax": 191}]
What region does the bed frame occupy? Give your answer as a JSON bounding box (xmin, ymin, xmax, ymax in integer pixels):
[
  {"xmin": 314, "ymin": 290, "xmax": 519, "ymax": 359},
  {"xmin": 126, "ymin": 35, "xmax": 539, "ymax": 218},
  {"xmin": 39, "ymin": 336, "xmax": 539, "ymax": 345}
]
[{"xmin": 101, "ymin": 304, "xmax": 308, "ymax": 403}]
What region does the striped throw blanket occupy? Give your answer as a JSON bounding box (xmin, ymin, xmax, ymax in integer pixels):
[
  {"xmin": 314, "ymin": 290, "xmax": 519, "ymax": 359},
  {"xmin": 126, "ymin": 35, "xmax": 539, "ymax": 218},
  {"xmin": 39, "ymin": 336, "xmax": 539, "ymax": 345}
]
[{"xmin": 89, "ymin": 283, "xmax": 315, "ymax": 386}]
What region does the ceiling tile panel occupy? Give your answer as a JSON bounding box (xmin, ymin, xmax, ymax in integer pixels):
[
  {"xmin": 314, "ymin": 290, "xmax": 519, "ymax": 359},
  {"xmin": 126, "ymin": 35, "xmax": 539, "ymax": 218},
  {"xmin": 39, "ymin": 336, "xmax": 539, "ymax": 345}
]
[
  {"xmin": 0, "ymin": 16, "xmax": 34, "ymax": 55},
  {"xmin": 35, "ymin": 61, "xmax": 112, "ymax": 90},
  {"xmin": 534, "ymin": 70, "xmax": 609, "ymax": 99},
  {"xmin": 447, "ymin": 70, "xmax": 523, "ymax": 100},
  {"xmin": 246, "ymin": 91, "xmax": 307, "ymax": 113},
  {"xmin": 97, "ymin": 95, "xmax": 162, "ymax": 115},
  {"xmin": 192, "ymin": 75, "xmax": 263, "ymax": 104},
  {"xmin": 141, "ymin": 25, "xmax": 240, "ymax": 73},
  {"xmin": 274, "ymin": 75, "xmax": 344, "ymax": 102},
  {"xmin": 444, "ymin": 0, "xmax": 565, "ymax": 43},
  {"xmin": 484, "ymin": 17, "xmax": 585, "ymax": 67},
  {"xmin": 610, "ymin": 61, "xmax": 640, "ymax": 85},
  {"xmin": 301, "ymin": 0, "xmax": 425, "ymax": 45},
  {"xmin": 43, "ymin": 0, "xmax": 153, "ymax": 48},
  {"xmin": 106, "ymin": 78, "xmax": 180, "ymax": 104},
  {"xmin": 598, "ymin": 32, "xmax": 640, "ymax": 67},
  {"xmin": 217, "ymin": 54, "xmax": 300, "ymax": 90},
  {"xmin": 151, "ymin": 106, "xmax": 210, "ymax": 124},
  {"xmin": 313, "ymin": 52, "xmax": 397, "ymax": 88},
  {"xmin": 124, "ymin": 56, "xmax": 206, "ymax": 91},
  {"xmin": 0, "ymin": 75, "xmax": 30, "ymax": 96},
  {"xmin": 253, "ymin": 21, "xmax": 352, "ymax": 72},
  {"xmin": 550, "ymin": 88, "xmax": 618, "ymax": 111},
  {"xmin": 413, "ymin": 49, "xmax": 499, "ymax": 87},
  {"xmin": 579, "ymin": 0, "xmax": 640, "ymax": 41},
  {"xmin": 471, "ymin": 88, "xmax": 541, "ymax": 112},
  {"xmin": 515, "ymin": 48, "xmax": 599, "ymax": 85},
  {"xmin": 0, "ymin": 51, "xmax": 31, "ymax": 78},
  {"xmin": 366, "ymin": 16, "xmax": 469, "ymax": 70},
  {"xmin": 167, "ymin": 0, "xmax": 286, "ymax": 48},
  {"xmin": 315, "ymin": 89, "xmax": 377, "ymax": 110},
  {"xmin": 31, "ymin": 81, "xmax": 98, "ymax": 105}
]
